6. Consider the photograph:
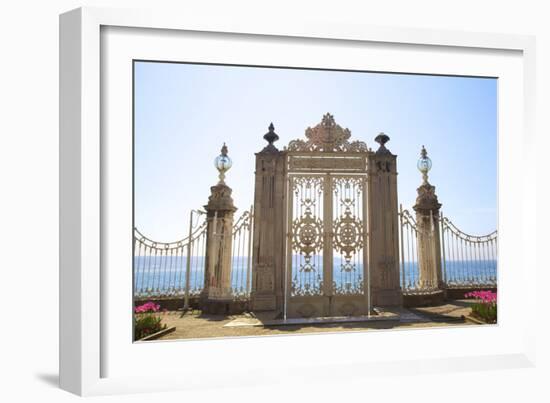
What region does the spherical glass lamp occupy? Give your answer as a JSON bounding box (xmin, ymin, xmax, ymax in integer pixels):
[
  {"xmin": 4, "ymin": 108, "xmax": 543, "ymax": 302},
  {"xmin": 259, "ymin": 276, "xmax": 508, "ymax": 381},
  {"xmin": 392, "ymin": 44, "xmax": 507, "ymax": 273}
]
[
  {"xmin": 417, "ymin": 145, "xmax": 432, "ymax": 183},
  {"xmin": 214, "ymin": 143, "xmax": 232, "ymax": 183}
]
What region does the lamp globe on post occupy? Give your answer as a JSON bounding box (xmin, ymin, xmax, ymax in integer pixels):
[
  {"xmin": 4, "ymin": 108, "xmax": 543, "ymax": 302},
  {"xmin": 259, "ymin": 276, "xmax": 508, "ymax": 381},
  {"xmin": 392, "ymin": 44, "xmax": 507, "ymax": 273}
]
[
  {"xmin": 214, "ymin": 143, "xmax": 232, "ymax": 184},
  {"xmin": 417, "ymin": 145, "xmax": 432, "ymax": 185}
]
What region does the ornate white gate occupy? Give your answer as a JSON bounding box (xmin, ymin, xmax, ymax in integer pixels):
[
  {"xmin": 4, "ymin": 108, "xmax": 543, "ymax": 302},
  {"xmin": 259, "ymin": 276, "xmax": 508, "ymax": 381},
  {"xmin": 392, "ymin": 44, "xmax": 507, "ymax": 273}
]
[
  {"xmin": 251, "ymin": 113, "xmax": 402, "ymax": 317},
  {"xmin": 284, "ymin": 114, "xmax": 371, "ymax": 318},
  {"xmin": 287, "ymin": 174, "xmax": 368, "ymax": 317}
]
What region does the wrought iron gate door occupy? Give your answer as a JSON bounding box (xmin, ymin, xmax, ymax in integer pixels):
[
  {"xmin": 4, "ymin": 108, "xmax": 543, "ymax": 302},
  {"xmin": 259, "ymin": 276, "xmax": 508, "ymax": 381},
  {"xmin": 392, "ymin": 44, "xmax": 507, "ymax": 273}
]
[
  {"xmin": 286, "ymin": 173, "xmax": 369, "ymax": 318},
  {"xmin": 251, "ymin": 113, "xmax": 401, "ymax": 315}
]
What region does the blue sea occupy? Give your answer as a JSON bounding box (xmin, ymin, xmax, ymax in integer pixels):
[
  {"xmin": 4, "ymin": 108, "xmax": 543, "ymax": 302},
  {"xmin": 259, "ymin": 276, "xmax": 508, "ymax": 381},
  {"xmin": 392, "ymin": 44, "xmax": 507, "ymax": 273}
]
[{"xmin": 133, "ymin": 256, "xmax": 497, "ymax": 296}]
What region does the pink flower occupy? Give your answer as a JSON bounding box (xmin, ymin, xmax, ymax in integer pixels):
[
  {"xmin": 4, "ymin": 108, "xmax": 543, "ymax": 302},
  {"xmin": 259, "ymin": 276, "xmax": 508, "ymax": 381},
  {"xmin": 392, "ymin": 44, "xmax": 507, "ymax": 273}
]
[
  {"xmin": 465, "ymin": 290, "xmax": 497, "ymax": 304},
  {"xmin": 134, "ymin": 301, "xmax": 161, "ymax": 313}
]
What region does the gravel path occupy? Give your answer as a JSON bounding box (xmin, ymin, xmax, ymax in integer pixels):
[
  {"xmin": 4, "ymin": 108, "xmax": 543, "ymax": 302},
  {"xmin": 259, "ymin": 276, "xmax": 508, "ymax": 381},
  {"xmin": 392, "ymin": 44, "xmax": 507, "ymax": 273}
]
[{"xmin": 150, "ymin": 300, "xmax": 477, "ymax": 341}]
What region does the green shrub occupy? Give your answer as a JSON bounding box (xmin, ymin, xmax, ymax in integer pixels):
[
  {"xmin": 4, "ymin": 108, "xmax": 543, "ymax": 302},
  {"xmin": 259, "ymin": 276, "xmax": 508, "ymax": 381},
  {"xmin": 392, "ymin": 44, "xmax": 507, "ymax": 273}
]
[
  {"xmin": 134, "ymin": 301, "xmax": 166, "ymax": 340},
  {"xmin": 465, "ymin": 290, "xmax": 497, "ymax": 324},
  {"xmin": 471, "ymin": 302, "xmax": 497, "ymax": 323}
]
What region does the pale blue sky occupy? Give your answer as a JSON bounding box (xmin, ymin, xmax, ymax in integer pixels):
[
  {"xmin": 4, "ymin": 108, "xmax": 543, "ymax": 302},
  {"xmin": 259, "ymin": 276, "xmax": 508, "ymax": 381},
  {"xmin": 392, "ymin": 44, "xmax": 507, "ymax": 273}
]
[{"xmin": 134, "ymin": 61, "xmax": 497, "ymax": 242}]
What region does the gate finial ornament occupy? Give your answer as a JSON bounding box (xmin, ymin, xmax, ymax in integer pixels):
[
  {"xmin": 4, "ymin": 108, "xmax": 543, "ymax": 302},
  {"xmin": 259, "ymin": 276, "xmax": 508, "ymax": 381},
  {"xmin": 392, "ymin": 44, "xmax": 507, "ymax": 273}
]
[
  {"xmin": 374, "ymin": 132, "xmax": 392, "ymax": 155},
  {"xmin": 305, "ymin": 112, "xmax": 351, "ymax": 151},
  {"xmin": 261, "ymin": 122, "xmax": 280, "ymax": 153},
  {"xmin": 287, "ymin": 113, "xmax": 369, "ymax": 152}
]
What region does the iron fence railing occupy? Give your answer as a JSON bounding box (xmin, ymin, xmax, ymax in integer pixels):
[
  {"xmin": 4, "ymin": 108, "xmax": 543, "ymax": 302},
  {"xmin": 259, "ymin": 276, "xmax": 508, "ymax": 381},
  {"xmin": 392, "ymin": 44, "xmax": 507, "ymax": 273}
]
[
  {"xmin": 399, "ymin": 204, "xmax": 497, "ymax": 294},
  {"xmin": 440, "ymin": 216, "xmax": 497, "ymax": 288},
  {"xmin": 135, "ymin": 204, "xmax": 495, "ymax": 300},
  {"xmin": 133, "ymin": 220, "xmax": 207, "ymax": 298},
  {"xmin": 230, "ymin": 207, "xmax": 254, "ymax": 298},
  {"xmin": 399, "ymin": 206, "xmax": 423, "ymax": 292},
  {"xmin": 133, "ymin": 207, "xmax": 253, "ymax": 299}
]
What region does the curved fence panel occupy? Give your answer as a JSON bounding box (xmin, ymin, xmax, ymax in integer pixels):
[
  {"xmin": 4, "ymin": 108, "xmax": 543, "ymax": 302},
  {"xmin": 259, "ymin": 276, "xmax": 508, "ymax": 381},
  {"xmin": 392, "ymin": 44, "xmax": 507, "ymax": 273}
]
[
  {"xmin": 134, "ymin": 207, "xmax": 253, "ymax": 299},
  {"xmin": 133, "ymin": 219, "xmax": 207, "ymax": 298},
  {"xmin": 399, "ymin": 205, "xmax": 498, "ymax": 294},
  {"xmin": 441, "ymin": 217, "xmax": 497, "ymax": 288}
]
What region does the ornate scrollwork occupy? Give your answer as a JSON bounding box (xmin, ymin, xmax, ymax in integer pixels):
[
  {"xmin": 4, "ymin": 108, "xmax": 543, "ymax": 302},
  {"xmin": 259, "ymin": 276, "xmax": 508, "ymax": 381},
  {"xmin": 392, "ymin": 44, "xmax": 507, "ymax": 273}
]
[
  {"xmin": 292, "ymin": 277, "xmax": 323, "ymax": 297},
  {"xmin": 333, "ymin": 279, "xmax": 364, "ymax": 295},
  {"xmin": 332, "ymin": 176, "xmax": 363, "ymax": 192},
  {"xmin": 333, "ymin": 205, "xmax": 363, "ymax": 269},
  {"xmin": 330, "ymin": 176, "xmax": 365, "ymax": 295},
  {"xmin": 292, "ymin": 205, "xmax": 323, "ymax": 272},
  {"xmin": 291, "ymin": 176, "xmax": 324, "ymax": 193},
  {"xmin": 290, "ymin": 175, "xmax": 325, "ymax": 296},
  {"xmin": 332, "ymin": 177, "xmax": 363, "ymax": 273},
  {"xmin": 287, "ymin": 113, "xmax": 369, "ymax": 153},
  {"xmin": 291, "ymin": 176, "xmax": 324, "ymax": 273}
]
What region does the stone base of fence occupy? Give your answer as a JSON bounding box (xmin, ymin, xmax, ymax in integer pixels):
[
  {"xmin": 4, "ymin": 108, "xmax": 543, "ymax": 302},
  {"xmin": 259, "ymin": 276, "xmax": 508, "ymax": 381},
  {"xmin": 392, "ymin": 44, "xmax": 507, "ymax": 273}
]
[
  {"xmin": 403, "ymin": 290, "xmax": 446, "ymax": 307},
  {"xmin": 136, "ymin": 285, "xmax": 496, "ymax": 313},
  {"xmin": 201, "ymin": 299, "xmax": 249, "ymax": 315},
  {"xmin": 134, "ymin": 296, "xmax": 250, "ymax": 314}
]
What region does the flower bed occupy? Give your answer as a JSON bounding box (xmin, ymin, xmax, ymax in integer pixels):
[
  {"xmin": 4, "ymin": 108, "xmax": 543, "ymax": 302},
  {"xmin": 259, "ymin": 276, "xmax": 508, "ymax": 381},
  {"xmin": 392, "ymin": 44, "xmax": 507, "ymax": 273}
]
[
  {"xmin": 134, "ymin": 301, "xmax": 167, "ymax": 340},
  {"xmin": 465, "ymin": 290, "xmax": 497, "ymax": 324}
]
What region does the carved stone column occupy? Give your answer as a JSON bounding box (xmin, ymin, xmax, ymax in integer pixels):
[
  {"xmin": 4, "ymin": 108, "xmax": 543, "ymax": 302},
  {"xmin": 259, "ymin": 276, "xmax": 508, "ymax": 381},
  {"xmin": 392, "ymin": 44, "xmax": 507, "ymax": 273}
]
[
  {"xmin": 250, "ymin": 124, "xmax": 286, "ymax": 312},
  {"xmin": 200, "ymin": 145, "xmax": 237, "ymax": 314},
  {"xmin": 367, "ymin": 134, "xmax": 402, "ymax": 307},
  {"xmin": 413, "ymin": 146, "xmax": 444, "ymax": 292}
]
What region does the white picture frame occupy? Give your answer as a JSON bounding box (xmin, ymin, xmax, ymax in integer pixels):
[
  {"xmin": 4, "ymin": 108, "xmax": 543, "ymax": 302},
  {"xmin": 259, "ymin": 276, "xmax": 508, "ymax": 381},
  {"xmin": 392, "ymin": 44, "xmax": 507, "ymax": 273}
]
[{"xmin": 60, "ymin": 6, "xmax": 537, "ymax": 396}]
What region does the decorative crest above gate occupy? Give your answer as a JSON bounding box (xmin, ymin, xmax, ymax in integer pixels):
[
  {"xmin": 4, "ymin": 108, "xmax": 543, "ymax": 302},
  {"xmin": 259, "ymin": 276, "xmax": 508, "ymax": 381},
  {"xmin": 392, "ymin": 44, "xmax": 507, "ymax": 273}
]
[{"xmin": 287, "ymin": 113, "xmax": 370, "ymax": 152}]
